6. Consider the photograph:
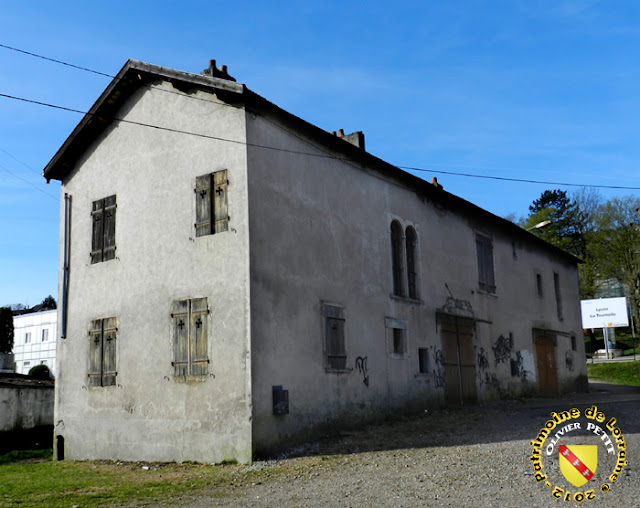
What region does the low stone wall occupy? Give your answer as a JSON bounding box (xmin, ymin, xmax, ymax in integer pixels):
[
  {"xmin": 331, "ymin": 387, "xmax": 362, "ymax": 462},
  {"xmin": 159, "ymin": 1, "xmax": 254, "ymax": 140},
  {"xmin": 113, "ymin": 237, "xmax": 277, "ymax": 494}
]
[{"xmin": 0, "ymin": 374, "xmax": 54, "ymax": 432}]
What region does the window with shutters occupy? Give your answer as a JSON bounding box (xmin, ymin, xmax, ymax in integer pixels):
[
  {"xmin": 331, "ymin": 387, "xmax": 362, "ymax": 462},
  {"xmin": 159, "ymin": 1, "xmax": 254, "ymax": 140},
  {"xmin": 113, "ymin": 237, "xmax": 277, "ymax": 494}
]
[
  {"xmin": 323, "ymin": 303, "xmax": 347, "ymax": 371},
  {"xmin": 88, "ymin": 317, "xmax": 117, "ymax": 387},
  {"xmin": 171, "ymin": 298, "xmax": 209, "ymax": 377},
  {"xmin": 475, "ymin": 233, "xmax": 496, "ymax": 294},
  {"xmin": 91, "ymin": 195, "xmax": 116, "ymax": 263},
  {"xmin": 195, "ymin": 170, "xmax": 229, "ymax": 236}
]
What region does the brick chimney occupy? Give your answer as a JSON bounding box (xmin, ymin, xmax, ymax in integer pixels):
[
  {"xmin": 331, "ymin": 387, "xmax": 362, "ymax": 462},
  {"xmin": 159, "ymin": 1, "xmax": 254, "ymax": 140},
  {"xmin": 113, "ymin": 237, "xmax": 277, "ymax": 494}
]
[
  {"xmin": 332, "ymin": 129, "xmax": 365, "ymax": 150},
  {"xmin": 201, "ymin": 59, "xmax": 236, "ymax": 82}
]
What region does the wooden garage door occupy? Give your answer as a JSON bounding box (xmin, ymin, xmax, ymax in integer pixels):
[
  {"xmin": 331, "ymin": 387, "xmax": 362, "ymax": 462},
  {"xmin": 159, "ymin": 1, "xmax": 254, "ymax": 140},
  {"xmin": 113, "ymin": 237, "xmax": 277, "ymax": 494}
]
[
  {"xmin": 534, "ymin": 330, "xmax": 558, "ymax": 397},
  {"xmin": 439, "ymin": 314, "xmax": 476, "ymax": 405}
]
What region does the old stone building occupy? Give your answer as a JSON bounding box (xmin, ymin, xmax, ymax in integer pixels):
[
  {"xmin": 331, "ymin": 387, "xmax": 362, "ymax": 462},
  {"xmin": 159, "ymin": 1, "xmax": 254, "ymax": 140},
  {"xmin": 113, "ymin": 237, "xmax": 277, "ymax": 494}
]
[{"xmin": 44, "ymin": 59, "xmax": 586, "ymax": 464}]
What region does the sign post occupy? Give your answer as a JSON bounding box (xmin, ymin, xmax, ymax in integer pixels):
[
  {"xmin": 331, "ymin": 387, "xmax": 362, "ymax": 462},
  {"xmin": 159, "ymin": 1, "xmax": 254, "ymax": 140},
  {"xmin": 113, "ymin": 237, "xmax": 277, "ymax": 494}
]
[{"xmin": 580, "ymin": 297, "xmax": 629, "ymax": 359}]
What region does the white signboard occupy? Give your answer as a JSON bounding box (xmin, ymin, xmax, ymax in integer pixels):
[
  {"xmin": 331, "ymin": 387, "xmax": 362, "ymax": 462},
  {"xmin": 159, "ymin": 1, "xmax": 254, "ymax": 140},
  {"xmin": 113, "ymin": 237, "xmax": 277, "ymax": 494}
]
[{"xmin": 580, "ymin": 297, "xmax": 629, "ymax": 329}]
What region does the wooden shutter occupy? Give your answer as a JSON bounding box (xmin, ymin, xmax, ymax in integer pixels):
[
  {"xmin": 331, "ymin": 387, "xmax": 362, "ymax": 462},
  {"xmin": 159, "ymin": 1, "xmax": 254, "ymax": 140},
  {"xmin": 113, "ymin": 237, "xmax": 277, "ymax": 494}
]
[
  {"xmin": 102, "ymin": 317, "xmax": 117, "ymax": 386},
  {"xmin": 172, "ymin": 300, "xmax": 190, "ymax": 376},
  {"xmin": 325, "ymin": 305, "xmax": 346, "ymax": 369},
  {"xmin": 102, "ymin": 195, "xmax": 117, "ymax": 261},
  {"xmin": 476, "ymin": 235, "xmax": 496, "ymax": 293},
  {"xmin": 195, "ymin": 175, "xmax": 212, "ymax": 237},
  {"xmin": 91, "ymin": 199, "xmax": 105, "ymax": 264},
  {"xmin": 212, "ymin": 170, "xmax": 229, "ymax": 233},
  {"xmin": 189, "ymin": 298, "xmax": 209, "ymax": 376},
  {"xmin": 88, "ymin": 319, "xmax": 103, "ymax": 386}
]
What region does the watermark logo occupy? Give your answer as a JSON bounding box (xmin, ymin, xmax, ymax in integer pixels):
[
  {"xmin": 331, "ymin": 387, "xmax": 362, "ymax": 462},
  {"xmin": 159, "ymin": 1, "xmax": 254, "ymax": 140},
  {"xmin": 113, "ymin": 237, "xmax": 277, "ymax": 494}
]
[{"xmin": 529, "ymin": 405, "xmax": 628, "ymax": 502}]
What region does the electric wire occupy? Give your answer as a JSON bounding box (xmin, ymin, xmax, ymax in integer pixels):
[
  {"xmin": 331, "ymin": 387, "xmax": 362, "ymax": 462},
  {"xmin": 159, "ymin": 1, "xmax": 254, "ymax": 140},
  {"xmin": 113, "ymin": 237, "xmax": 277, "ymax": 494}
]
[{"xmin": 2, "ymin": 43, "xmax": 640, "ymax": 191}]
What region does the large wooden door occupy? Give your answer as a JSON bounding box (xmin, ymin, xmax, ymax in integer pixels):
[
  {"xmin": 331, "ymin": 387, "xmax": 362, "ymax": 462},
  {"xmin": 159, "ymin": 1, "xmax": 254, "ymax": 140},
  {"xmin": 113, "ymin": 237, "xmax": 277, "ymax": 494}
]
[
  {"xmin": 534, "ymin": 330, "xmax": 558, "ymax": 396},
  {"xmin": 439, "ymin": 314, "xmax": 476, "ymax": 405}
]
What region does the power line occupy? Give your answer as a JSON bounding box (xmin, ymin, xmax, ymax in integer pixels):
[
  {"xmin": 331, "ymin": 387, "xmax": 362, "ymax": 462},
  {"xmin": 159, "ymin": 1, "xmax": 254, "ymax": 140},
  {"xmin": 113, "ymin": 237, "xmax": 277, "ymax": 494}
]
[
  {"xmin": 2, "ymin": 44, "xmax": 640, "ymax": 191},
  {"xmin": 398, "ymin": 166, "xmax": 640, "ymax": 191},
  {"xmin": 0, "ymin": 43, "xmax": 112, "ymax": 78},
  {"xmin": 0, "ymin": 161, "xmax": 58, "ymax": 201},
  {"xmin": 3, "ymin": 90, "xmax": 640, "ymax": 191}
]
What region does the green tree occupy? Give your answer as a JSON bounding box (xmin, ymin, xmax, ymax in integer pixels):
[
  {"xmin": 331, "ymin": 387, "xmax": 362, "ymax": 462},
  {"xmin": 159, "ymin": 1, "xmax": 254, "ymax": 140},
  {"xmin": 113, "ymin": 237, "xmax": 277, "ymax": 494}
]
[
  {"xmin": 41, "ymin": 295, "xmax": 56, "ymax": 310},
  {"xmin": 0, "ymin": 307, "xmax": 14, "ymax": 353}
]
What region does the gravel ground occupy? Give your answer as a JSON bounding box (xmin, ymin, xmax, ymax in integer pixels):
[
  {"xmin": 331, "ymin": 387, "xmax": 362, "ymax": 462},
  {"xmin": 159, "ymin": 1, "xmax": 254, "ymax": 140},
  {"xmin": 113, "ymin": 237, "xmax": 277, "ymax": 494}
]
[{"xmin": 179, "ymin": 382, "xmax": 640, "ymax": 508}]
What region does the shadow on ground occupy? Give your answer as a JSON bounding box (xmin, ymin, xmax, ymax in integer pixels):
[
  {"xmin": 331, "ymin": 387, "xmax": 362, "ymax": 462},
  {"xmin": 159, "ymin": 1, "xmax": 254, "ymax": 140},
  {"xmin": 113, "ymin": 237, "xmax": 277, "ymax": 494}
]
[{"xmin": 274, "ymin": 381, "xmax": 640, "ymax": 459}]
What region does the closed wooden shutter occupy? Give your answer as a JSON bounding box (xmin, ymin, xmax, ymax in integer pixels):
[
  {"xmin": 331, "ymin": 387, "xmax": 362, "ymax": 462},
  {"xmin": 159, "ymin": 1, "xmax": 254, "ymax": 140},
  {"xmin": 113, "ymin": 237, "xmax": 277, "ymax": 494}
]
[
  {"xmin": 90, "ymin": 199, "xmax": 105, "ymax": 264},
  {"xmin": 212, "ymin": 170, "xmax": 229, "ymax": 233},
  {"xmin": 102, "ymin": 195, "xmax": 117, "ymax": 261},
  {"xmin": 172, "ymin": 300, "xmax": 190, "ymax": 376},
  {"xmin": 195, "ymin": 175, "xmax": 212, "ymax": 237},
  {"xmin": 476, "ymin": 234, "xmax": 496, "ymax": 293},
  {"xmin": 88, "ymin": 319, "xmax": 103, "ymax": 386},
  {"xmin": 190, "ymin": 298, "xmax": 209, "ymax": 376},
  {"xmin": 325, "ymin": 305, "xmax": 346, "ymax": 370},
  {"xmin": 102, "ymin": 317, "xmax": 117, "ymax": 386}
]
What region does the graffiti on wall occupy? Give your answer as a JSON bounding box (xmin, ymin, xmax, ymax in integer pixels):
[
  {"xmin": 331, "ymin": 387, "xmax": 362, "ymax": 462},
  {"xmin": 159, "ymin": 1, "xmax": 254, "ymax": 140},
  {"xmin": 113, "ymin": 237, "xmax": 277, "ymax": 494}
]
[
  {"xmin": 355, "ymin": 356, "xmax": 369, "ymax": 386},
  {"xmin": 477, "ymin": 347, "xmax": 490, "ymax": 374},
  {"xmin": 492, "ymin": 333, "xmax": 513, "ymax": 366},
  {"xmin": 430, "ymin": 346, "xmax": 445, "ymax": 388},
  {"xmin": 565, "ymin": 351, "xmax": 574, "ymax": 372},
  {"xmin": 510, "ymin": 350, "xmax": 534, "ymax": 382}
]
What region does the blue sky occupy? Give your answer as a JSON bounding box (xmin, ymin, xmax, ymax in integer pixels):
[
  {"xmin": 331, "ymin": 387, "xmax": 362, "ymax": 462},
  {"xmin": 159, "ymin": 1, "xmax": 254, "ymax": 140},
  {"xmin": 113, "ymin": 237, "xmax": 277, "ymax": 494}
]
[{"xmin": 1, "ymin": 0, "xmax": 640, "ymax": 307}]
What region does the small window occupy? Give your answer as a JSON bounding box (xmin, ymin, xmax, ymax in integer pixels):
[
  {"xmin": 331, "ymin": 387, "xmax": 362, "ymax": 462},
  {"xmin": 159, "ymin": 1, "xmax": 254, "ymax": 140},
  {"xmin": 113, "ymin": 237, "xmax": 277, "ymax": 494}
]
[
  {"xmin": 390, "ymin": 221, "xmax": 405, "ymax": 296},
  {"xmin": 91, "ymin": 195, "xmax": 116, "ymax": 264},
  {"xmin": 25, "ymin": 332, "xmax": 31, "ymax": 344},
  {"xmin": 42, "ymin": 329, "xmax": 49, "ymax": 342},
  {"xmin": 571, "ymin": 336, "xmax": 577, "ymax": 351},
  {"xmin": 172, "ymin": 298, "xmax": 209, "ymax": 376},
  {"xmin": 195, "ymin": 170, "xmax": 229, "ymax": 236},
  {"xmin": 385, "ymin": 317, "xmax": 407, "ymax": 358},
  {"xmin": 323, "ymin": 303, "xmax": 347, "ymax": 371},
  {"xmin": 418, "ymin": 348, "xmax": 429, "ymax": 374},
  {"xmin": 88, "ymin": 317, "xmax": 117, "ymax": 387},
  {"xmin": 554, "ymin": 272, "xmax": 563, "ymax": 321},
  {"xmin": 536, "ymin": 273, "xmax": 543, "ymax": 298},
  {"xmin": 406, "ymin": 226, "xmax": 419, "ymax": 299},
  {"xmin": 476, "ymin": 234, "xmax": 496, "ymax": 294}
]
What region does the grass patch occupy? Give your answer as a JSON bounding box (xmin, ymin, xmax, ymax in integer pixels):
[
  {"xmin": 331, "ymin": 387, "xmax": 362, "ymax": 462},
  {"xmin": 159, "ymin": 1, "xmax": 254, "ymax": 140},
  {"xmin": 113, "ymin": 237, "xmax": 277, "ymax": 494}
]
[
  {"xmin": 587, "ymin": 361, "xmax": 640, "ymax": 386},
  {"xmin": 623, "ymin": 346, "xmax": 640, "ymax": 356},
  {"xmin": 0, "ymin": 452, "xmax": 330, "ymax": 507}
]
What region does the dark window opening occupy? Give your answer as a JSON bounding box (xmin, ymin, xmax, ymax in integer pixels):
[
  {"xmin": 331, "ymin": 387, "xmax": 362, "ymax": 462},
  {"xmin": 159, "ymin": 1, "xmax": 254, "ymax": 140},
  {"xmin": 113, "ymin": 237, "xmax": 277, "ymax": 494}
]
[
  {"xmin": 390, "ymin": 220, "xmax": 405, "ymax": 296},
  {"xmin": 536, "ymin": 273, "xmax": 543, "ymax": 298},
  {"xmin": 418, "ymin": 347, "xmax": 429, "ymax": 373},
  {"xmin": 554, "ymin": 272, "xmax": 563, "ymax": 321},
  {"xmin": 406, "ymin": 226, "xmax": 418, "ymax": 299}
]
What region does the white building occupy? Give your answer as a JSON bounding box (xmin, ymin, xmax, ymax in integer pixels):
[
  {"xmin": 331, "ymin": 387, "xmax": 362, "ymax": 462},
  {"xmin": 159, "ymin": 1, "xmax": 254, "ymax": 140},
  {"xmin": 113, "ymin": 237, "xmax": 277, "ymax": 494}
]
[
  {"xmin": 12, "ymin": 309, "xmax": 57, "ymax": 376},
  {"xmin": 44, "ymin": 59, "xmax": 586, "ymax": 464}
]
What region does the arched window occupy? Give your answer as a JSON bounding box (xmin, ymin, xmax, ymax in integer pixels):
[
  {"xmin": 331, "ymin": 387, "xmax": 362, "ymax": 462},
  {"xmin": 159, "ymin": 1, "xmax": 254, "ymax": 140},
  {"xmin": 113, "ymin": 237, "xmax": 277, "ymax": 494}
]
[
  {"xmin": 390, "ymin": 220, "xmax": 405, "ymax": 296},
  {"xmin": 405, "ymin": 226, "xmax": 418, "ymax": 299}
]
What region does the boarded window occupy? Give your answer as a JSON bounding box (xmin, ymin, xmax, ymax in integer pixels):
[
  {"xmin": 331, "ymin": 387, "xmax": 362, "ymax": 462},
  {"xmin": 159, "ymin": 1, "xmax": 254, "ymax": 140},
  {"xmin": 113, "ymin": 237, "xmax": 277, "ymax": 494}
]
[
  {"xmin": 475, "ymin": 234, "xmax": 496, "ymax": 294},
  {"xmin": 88, "ymin": 317, "xmax": 117, "ymax": 387},
  {"xmin": 324, "ymin": 304, "xmax": 346, "ymax": 370},
  {"xmin": 390, "ymin": 220, "xmax": 405, "ymax": 296},
  {"xmin": 406, "ymin": 226, "xmax": 419, "ymax": 299},
  {"xmin": 195, "ymin": 170, "xmax": 229, "ymax": 236},
  {"xmin": 418, "ymin": 347, "xmax": 429, "ymax": 374},
  {"xmin": 91, "ymin": 195, "xmax": 116, "ymax": 264},
  {"xmin": 172, "ymin": 298, "xmax": 209, "ymax": 376}
]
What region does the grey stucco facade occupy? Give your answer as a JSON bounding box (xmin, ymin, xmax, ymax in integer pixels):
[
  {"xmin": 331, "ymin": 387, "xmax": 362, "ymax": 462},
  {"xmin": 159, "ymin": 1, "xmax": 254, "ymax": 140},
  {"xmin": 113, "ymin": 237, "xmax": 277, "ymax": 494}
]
[{"xmin": 45, "ymin": 60, "xmax": 587, "ymax": 463}]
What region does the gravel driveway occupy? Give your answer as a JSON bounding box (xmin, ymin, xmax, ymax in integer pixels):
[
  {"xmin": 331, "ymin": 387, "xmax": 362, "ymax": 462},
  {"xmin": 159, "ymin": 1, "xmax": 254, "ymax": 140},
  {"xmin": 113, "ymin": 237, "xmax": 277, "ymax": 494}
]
[{"xmin": 180, "ymin": 381, "xmax": 640, "ymax": 508}]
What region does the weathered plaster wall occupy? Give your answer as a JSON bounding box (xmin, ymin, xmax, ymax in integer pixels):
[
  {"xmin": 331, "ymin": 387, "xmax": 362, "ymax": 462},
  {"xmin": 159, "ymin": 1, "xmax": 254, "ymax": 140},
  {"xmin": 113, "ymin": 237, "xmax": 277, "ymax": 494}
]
[
  {"xmin": 245, "ymin": 114, "xmax": 585, "ymax": 454},
  {"xmin": 56, "ymin": 82, "xmax": 252, "ymax": 463}
]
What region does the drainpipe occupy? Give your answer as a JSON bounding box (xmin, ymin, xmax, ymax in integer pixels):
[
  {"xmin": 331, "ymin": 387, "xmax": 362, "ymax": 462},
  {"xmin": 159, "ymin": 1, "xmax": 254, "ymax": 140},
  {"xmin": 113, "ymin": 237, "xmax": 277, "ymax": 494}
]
[{"xmin": 61, "ymin": 193, "xmax": 72, "ymax": 339}]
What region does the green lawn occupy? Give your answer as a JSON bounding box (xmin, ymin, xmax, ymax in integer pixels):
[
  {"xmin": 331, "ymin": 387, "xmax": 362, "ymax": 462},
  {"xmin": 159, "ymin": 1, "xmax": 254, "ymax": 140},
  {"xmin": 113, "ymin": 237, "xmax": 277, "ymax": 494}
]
[
  {"xmin": 0, "ymin": 450, "xmax": 321, "ymax": 507},
  {"xmin": 587, "ymin": 360, "xmax": 640, "ymax": 387}
]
